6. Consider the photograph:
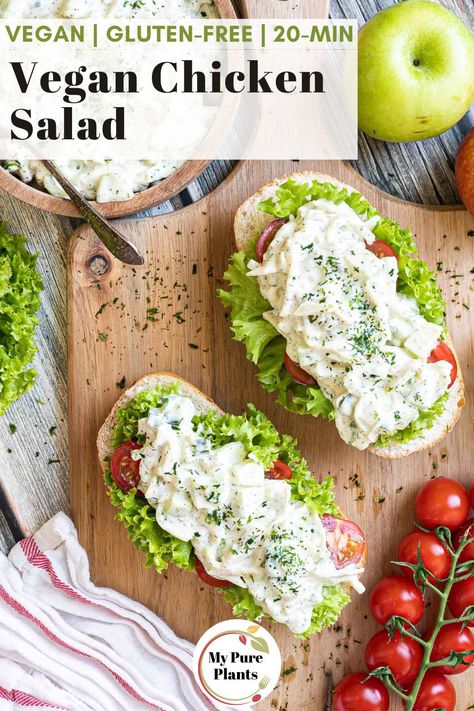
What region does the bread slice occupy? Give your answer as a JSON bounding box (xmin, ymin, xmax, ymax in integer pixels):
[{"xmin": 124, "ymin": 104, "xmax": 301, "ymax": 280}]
[
  {"xmin": 97, "ymin": 371, "xmax": 222, "ymax": 469},
  {"xmin": 233, "ymin": 171, "xmax": 464, "ymax": 459}
]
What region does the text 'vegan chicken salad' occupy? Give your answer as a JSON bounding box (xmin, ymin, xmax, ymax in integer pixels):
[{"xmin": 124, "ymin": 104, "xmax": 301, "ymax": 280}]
[{"xmin": 0, "ymin": 0, "xmax": 218, "ymax": 202}]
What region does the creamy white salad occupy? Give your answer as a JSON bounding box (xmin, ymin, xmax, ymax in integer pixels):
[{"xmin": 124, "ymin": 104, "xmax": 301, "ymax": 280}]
[
  {"xmin": 133, "ymin": 394, "xmax": 364, "ymax": 634},
  {"xmin": 1, "ymin": 0, "xmax": 218, "ymax": 202},
  {"xmin": 247, "ymin": 200, "xmax": 452, "ymax": 450}
]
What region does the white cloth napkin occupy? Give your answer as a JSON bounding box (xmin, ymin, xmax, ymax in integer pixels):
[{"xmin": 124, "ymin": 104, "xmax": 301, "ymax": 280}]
[{"xmin": 0, "ymin": 512, "xmax": 239, "ymax": 711}]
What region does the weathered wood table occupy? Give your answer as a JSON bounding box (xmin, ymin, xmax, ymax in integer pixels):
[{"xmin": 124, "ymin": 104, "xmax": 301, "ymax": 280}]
[{"xmin": 0, "ymin": 0, "xmax": 473, "ymax": 705}]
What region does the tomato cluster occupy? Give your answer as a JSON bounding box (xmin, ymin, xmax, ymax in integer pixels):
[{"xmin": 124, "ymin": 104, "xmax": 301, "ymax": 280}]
[{"xmin": 333, "ymin": 478, "xmax": 474, "ymax": 711}]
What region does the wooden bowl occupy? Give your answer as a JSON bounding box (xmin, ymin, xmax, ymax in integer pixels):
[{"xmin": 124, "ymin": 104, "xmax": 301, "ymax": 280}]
[{"xmin": 0, "ymin": 0, "xmax": 237, "ymax": 218}]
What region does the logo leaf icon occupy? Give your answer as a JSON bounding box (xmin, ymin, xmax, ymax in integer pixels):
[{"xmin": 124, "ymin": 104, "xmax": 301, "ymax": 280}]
[
  {"xmin": 251, "ymin": 636, "xmax": 269, "ymax": 654},
  {"xmin": 239, "ymin": 634, "xmax": 247, "ymax": 645},
  {"xmin": 247, "ymin": 625, "xmax": 259, "ymax": 633}
]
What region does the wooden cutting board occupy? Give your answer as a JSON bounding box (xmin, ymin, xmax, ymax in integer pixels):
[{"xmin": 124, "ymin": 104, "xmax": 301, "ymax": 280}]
[{"xmin": 68, "ymin": 159, "xmax": 474, "ymax": 710}]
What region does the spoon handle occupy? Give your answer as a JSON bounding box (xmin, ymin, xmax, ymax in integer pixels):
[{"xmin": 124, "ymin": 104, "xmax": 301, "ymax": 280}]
[{"xmin": 42, "ymin": 160, "xmax": 144, "ymax": 266}]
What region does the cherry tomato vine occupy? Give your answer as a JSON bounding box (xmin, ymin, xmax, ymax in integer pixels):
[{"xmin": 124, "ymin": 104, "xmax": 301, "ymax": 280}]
[
  {"xmin": 334, "ymin": 478, "xmax": 474, "ymax": 711},
  {"xmin": 370, "ymin": 522, "xmax": 474, "ymax": 710}
]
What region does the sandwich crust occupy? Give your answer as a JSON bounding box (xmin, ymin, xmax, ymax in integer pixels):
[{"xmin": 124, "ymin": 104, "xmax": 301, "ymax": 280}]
[{"xmin": 233, "ymin": 172, "xmax": 464, "ymax": 458}]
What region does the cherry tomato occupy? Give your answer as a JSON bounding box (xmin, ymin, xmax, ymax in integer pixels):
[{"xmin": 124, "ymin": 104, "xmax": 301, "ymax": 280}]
[
  {"xmin": 333, "ymin": 672, "xmax": 389, "ymax": 711},
  {"xmin": 370, "ymin": 575, "xmax": 425, "ymax": 627},
  {"xmin": 453, "ymin": 518, "xmax": 474, "ymax": 564},
  {"xmin": 194, "ymin": 558, "xmax": 233, "ymax": 589},
  {"xmin": 365, "ymin": 630, "xmax": 422, "ymax": 688},
  {"xmin": 255, "ymin": 218, "xmax": 287, "ymax": 262},
  {"xmin": 266, "ymin": 459, "xmax": 293, "ymax": 480},
  {"xmin": 398, "ymin": 531, "xmax": 450, "ymax": 584},
  {"xmin": 110, "ymin": 440, "xmax": 143, "ymax": 494},
  {"xmin": 427, "ymin": 340, "xmax": 457, "ymax": 389},
  {"xmin": 470, "ymin": 486, "xmax": 474, "ymax": 509},
  {"xmin": 425, "ymin": 622, "xmax": 474, "ymax": 675},
  {"xmin": 284, "ymin": 352, "xmax": 317, "ymax": 386},
  {"xmin": 322, "ymin": 515, "xmax": 366, "ymax": 569},
  {"xmin": 448, "ymin": 577, "xmax": 474, "ymax": 623},
  {"xmin": 415, "ymin": 477, "xmax": 469, "ymax": 531},
  {"xmin": 410, "ymin": 670, "xmax": 456, "ymax": 711},
  {"xmin": 366, "ymin": 239, "xmax": 398, "ymax": 260}
]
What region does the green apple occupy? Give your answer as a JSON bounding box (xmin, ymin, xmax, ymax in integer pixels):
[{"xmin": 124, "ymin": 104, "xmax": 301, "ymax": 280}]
[{"xmin": 358, "ymin": 0, "xmax": 474, "ymax": 142}]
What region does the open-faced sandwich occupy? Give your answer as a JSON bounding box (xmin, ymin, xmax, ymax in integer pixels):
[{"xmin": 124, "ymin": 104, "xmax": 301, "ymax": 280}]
[
  {"xmin": 98, "ymin": 372, "xmax": 366, "ymax": 636},
  {"xmin": 219, "ymin": 173, "xmax": 464, "ymax": 457}
]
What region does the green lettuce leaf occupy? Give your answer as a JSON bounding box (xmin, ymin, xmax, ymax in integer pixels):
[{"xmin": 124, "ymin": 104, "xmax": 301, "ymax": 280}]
[
  {"xmin": 0, "ymin": 222, "xmax": 43, "ymax": 415},
  {"xmin": 197, "ymin": 402, "xmax": 341, "ymax": 517},
  {"xmin": 259, "ymin": 178, "xmax": 379, "ymax": 221},
  {"xmin": 223, "ymin": 587, "xmax": 265, "ymax": 623},
  {"xmin": 375, "ymin": 392, "xmax": 449, "ymax": 448},
  {"xmin": 301, "ymin": 585, "xmax": 351, "ymax": 638},
  {"xmin": 107, "ymin": 471, "xmax": 193, "ymax": 572},
  {"xmin": 105, "ymin": 383, "xmax": 349, "ymax": 637},
  {"xmin": 111, "ymin": 381, "xmax": 180, "ymax": 447},
  {"xmin": 370, "ymin": 217, "xmax": 446, "ymax": 327},
  {"xmin": 196, "ymin": 402, "xmax": 283, "ymax": 469},
  {"xmin": 223, "ymin": 582, "xmax": 351, "ymax": 639},
  {"xmin": 218, "ymin": 253, "xmax": 334, "ymax": 420},
  {"xmin": 218, "ymin": 250, "xmax": 279, "ymax": 364},
  {"xmin": 219, "ymin": 178, "xmax": 448, "ymax": 447}
]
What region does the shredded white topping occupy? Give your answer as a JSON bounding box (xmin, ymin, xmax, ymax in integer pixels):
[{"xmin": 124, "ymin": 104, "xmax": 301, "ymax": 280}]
[
  {"xmin": 247, "ymin": 199, "xmax": 451, "ymax": 449},
  {"xmin": 135, "ymin": 394, "xmax": 364, "ymax": 634}
]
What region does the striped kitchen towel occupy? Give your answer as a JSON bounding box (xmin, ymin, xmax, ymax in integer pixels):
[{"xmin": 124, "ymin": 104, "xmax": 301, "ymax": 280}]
[{"xmin": 0, "ymin": 512, "xmax": 242, "ymax": 711}]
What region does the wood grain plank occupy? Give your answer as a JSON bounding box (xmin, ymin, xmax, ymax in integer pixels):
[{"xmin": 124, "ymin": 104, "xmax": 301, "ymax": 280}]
[
  {"xmin": 0, "ymin": 193, "xmax": 70, "ymax": 537},
  {"xmin": 0, "ymin": 0, "xmax": 473, "ymax": 597},
  {"xmin": 0, "ymin": 509, "xmax": 15, "ymax": 555},
  {"xmin": 68, "ymin": 159, "xmax": 474, "ymax": 711},
  {"xmin": 241, "ymin": 0, "xmax": 329, "ymax": 18},
  {"xmin": 187, "ymin": 160, "xmax": 237, "ymax": 203},
  {"xmin": 0, "ymin": 160, "xmax": 233, "ymax": 545}
]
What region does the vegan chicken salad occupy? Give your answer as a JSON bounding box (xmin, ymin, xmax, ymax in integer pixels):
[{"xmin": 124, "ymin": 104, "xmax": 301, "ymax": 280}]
[
  {"xmin": 220, "ymin": 172, "xmax": 464, "ymax": 457},
  {"xmin": 98, "ymin": 373, "xmax": 366, "ymax": 636},
  {"xmin": 0, "ymin": 0, "xmax": 219, "ymax": 203}
]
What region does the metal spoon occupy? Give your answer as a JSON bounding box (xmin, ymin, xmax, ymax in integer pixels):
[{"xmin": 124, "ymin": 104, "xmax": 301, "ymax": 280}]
[{"xmin": 42, "ymin": 160, "xmax": 144, "ymax": 265}]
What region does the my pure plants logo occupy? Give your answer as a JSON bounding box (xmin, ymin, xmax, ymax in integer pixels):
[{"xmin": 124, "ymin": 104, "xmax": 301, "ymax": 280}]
[{"xmin": 193, "ymin": 620, "xmax": 281, "ymax": 706}]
